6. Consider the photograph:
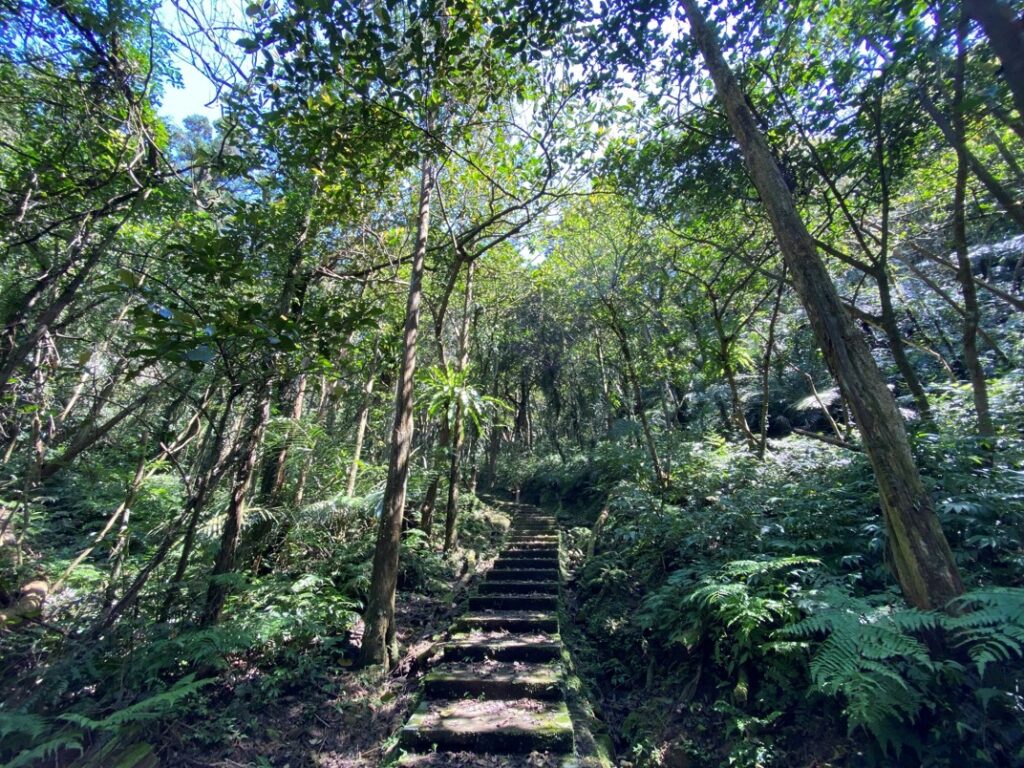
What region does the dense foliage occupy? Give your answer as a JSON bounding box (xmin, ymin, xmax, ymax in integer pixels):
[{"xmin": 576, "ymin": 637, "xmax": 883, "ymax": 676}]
[{"xmin": 2, "ymin": 0, "xmax": 1024, "ymax": 764}]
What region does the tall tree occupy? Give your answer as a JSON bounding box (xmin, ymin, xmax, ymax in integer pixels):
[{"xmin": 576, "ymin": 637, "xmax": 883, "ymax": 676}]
[{"xmin": 677, "ymin": 0, "xmax": 963, "ymax": 609}]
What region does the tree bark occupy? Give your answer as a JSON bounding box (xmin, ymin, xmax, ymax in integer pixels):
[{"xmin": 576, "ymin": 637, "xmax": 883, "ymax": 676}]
[
  {"xmin": 359, "ymin": 156, "xmax": 434, "ymax": 668},
  {"xmin": 681, "ymin": 0, "xmax": 963, "ymax": 609}
]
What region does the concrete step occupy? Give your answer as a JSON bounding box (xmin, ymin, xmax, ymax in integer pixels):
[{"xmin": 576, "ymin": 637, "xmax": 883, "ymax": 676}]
[
  {"xmin": 469, "ymin": 593, "xmax": 558, "ymax": 611},
  {"xmin": 423, "ymin": 661, "xmax": 563, "ymax": 700},
  {"xmin": 455, "ymin": 610, "xmax": 558, "ymax": 633},
  {"xmin": 487, "ymin": 567, "xmax": 559, "ymax": 581},
  {"xmin": 400, "ymin": 699, "xmax": 573, "ymax": 753},
  {"xmin": 478, "ymin": 581, "xmax": 557, "ymax": 595},
  {"xmin": 442, "ymin": 633, "xmax": 562, "ymax": 663}
]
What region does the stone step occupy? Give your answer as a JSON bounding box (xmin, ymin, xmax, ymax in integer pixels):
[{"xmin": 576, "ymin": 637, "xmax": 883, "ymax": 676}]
[
  {"xmin": 501, "ymin": 550, "xmax": 558, "ymax": 560},
  {"xmin": 505, "ymin": 542, "xmax": 559, "ymax": 550},
  {"xmin": 400, "ymin": 699, "xmax": 573, "ymax": 754},
  {"xmin": 423, "ymin": 661, "xmax": 563, "ymax": 700},
  {"xmin": 509, "ymin": 536, "xmax": 558, "ymax": 543},
  {"xmin": 494, "ymin": 557, "xmax": 557, "ymax": 569},
  {"xmin": 398, "ymin": 751, "xmax": 579, "ymax": 766},
  {"xmin": 478, "ymin": 580, "xmax": 557, "ymax": 594},
  {"xmin": 469, "ymin": 593, "xmax": 558, "ymax": 611},
  {"xmin": 486, "ymin": 567, "xmax": 559, "ymax": 581},
  {"xmin": 442, "ymin": 634, "xmax": 562, "ymax": 663},
  {"xmin": 455, "ymin": 610, "xmax": 559, "ymax": 633}
]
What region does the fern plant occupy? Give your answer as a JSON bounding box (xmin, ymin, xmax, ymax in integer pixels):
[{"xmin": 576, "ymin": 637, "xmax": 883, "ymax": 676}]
[
  {"xmin": 1, "ymin": 674, "xmax": 212, "ymax": 767},
  {"xmin": 781, "ymin": 586, "xmax": 1024, "ymax": 760},
  {"xmin": 638, "ymin": 556, "xmax": 820, "ymax": 706}
]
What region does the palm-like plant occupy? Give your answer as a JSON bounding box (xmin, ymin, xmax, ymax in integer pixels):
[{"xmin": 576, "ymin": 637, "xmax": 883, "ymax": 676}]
[{"xmin": 419, "ymin": 364, "xmax": 510, "ymax": 439}]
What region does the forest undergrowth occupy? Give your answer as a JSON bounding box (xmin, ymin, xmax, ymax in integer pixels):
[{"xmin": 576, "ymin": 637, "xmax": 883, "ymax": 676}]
[
  {"xmin": 505, "ymin": 378, "xmax": 1024, "ymax": 768},
  {"xmin": 1, "ymin": 481, "xmax": 511, "ymax": 767}
]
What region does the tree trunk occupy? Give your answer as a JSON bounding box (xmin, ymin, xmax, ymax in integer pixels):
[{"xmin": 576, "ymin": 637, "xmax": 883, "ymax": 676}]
[
  {"xmin": 681, "ymin": 0, "xmax": 963, "ymax": 609},
  {"xmin": 419, "ymin": 472, "xmax": 441, "ymax": 535},
  {"xmin": 201, "ymin": 390, "xmax": 272, "ymax": 627},
  {"xmin": 347, "ymin": 345, "xmax": 380, "ymax": 496},
  {"xmin": 875, "ymin": 268, "xmax": 932, "ymax": 422},
  {"xmin": 963, "ymin": 0, "xmax": 1024, "ymax": 122},
  {"xmin": 758, "ymin": 277, "xmax": 785, "ymax": 459},
  {"xmin": 444, "ymin": 261, "xmax": 475, "ymax": 552},
  {"xmin": 608, "ymin": 307, "xmax": 666, "ymax": 488},
  {"xmin": 358, "ymin": 156, "xmax": 434, "ymax": 668},
  {"xmin": 952, "ymin": 26, "xmax": 996, "ymax": 440},
  {"xmin": 596, "ymin": 337, "xmax": 615, "ymax": 434}
]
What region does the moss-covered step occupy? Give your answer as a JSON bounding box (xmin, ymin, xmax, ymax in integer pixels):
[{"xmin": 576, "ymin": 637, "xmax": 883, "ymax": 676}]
[
  {"xmin": 443, "ymin": 633, "xmax": 563, "ymax": 663},
  {"xmin": 506, "ymin": 542, "xmax": 560, "ymax": 550},
  {"xmin": 469, "ymin": 593, "xmax": 558, "ymax": 611},
  {"xmin": 486, "ymin": 567, "xmax": 559, "ymax": 581},
  {"xmin": 509, "ymin": 536, "xmax": 558, "ymax": 543},
  {"xmin": 501, "ymin": 550, "xmax": 559, "ymax": 561},
  {"xmin": 399, "ymin": 698, "xmax": 574, "ymax": 753},
  {"xmin": 494, "ymin": 557, "xmax": 558, "ymax": 569},
  {"xmin": 478, "ymin": 580, "xmax": 558, "ymax": 594},
  {"xmin": 423, "ymin": 661, "xmax": 564, "ymax": 700},
  {"xmin": 455, "ymin": 610, "xmax": 559, "ymax": 633},
  {"xmin": 397, "ymin": 750, "xmax": 580, "ymax": 766}
]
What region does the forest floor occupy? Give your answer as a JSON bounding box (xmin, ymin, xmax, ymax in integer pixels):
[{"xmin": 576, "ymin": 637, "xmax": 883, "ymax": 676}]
[{"xmin": 159, "ymin": 584, "xmax": 483, "ymax": 766}]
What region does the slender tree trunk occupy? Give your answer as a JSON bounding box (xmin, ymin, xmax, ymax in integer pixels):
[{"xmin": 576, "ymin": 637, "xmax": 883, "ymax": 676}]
[
  {"xmin": 101, "ymin": 395, "xmax": 237, "ymax": 630},
  {"xmin": 920, "ymin": 87, "xmax": 1024, "ymax": 232},
  {"xmin": 258, "ymin": 375, "xmax": 305, "ymax": 503},
  {"xmin": 681, "ymin": 0, "xmax": 963, "ymax": 609},
  {"xmin": 952, "ymin": 26, "xmax": 996, "ymax": 440},
  {"xmin": 157, "ymin": 397, "xmax": 239, "ymax": 622},
  {"xmin": 444, "ymin": 260, "xmax": 474, "ymax": 552},
  {"xmin": 876, "ymin": 269, "xmax": 932, "ymax": 422},
  {"xmin": 711, "ymin": 308, "xmax": 758, "ymax": 450},
  {"xmin": 596, "ymin": 337, "xmax": 615, "ymax": 434},
  {"xmin": 758, "ymin": 277, "xmax": 785, "ymax": 459},
  {"xmin": 608, "ymin": 307, "xmax": 666, "ymax": 487},
  {"xmin": 40, "ymin": 380, "xmax": 159, "ymax": 480},
  {"xmin": 58, "ymin": 296, "xmax": 137, "ymax": 427},
  {"xmin": 359, "ymin": 156, "xmax": 434, "ymax": 668},
  {"xmin": 419, "ymin": 471, "xmax": 441, "ymax": 535},
  {"xmin": 201, "ymin": 390, "xmax": 272, "ymax": 627},
  {"xmin": 347, "ymin": 344, "xmax": 380, "ymax": 496}
]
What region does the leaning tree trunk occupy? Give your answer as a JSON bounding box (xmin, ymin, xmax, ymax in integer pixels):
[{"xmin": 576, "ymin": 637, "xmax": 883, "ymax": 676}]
[
  {"xmin": 963, "ymin": 0, "xmax": 1024, "ymax": 122},
  {"xmin": 359, "ymin": 156, "xmax": 434, "ymax": 668},
  {"xmin": 681, "ymin": 0, "xmax": 963, "ymax": 610}
]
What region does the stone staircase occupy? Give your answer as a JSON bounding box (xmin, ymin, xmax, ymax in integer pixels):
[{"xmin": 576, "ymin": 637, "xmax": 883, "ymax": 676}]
[{"xmin": 397, "ymin": 506, "xmax": 577, "ymax": 766}]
